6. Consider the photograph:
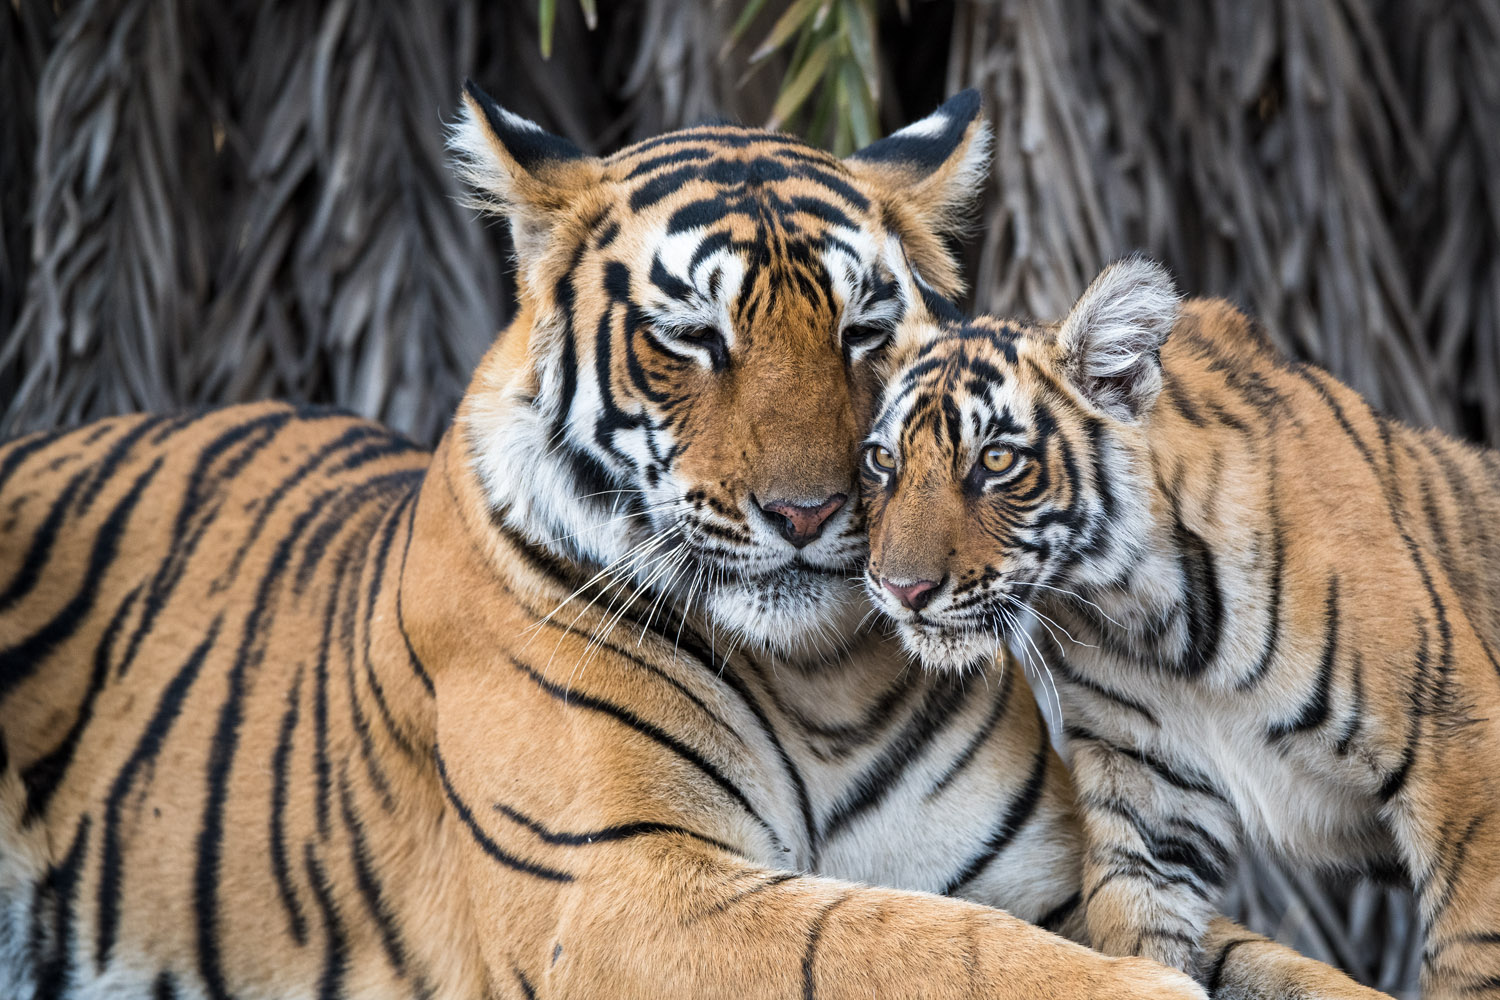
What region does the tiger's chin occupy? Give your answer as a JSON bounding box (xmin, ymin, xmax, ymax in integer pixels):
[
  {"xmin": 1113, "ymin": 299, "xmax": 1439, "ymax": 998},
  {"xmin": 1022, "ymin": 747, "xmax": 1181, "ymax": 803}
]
[
  {"xmin": 895, "ymin": 622, "xmax": 1003, "ymax": 673},
  {"xmin": 704, "ymin": 569, "xmax": 867, "ymax": 662}
]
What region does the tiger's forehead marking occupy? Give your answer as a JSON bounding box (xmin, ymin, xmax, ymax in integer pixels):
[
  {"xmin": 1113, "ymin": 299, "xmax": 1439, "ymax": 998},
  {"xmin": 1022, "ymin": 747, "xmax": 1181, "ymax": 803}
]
[
  {"xmin": 599, "ymin": 125, "xmax": 904, "ymax": 346},
  {"xmin": 877, "ymin": 317, "xmax": 1035, "ymax": 473}
]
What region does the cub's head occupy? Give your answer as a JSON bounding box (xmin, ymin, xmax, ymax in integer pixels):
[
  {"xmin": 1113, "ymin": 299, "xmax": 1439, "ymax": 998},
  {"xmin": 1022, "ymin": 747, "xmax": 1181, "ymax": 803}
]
[
  {"xmin": 450, "ymin": 82, "xmax": 989, "ymax": 657},
  {"xmin": 862, "ymin": 257, "xmax": 1181, "ymax": 669}
]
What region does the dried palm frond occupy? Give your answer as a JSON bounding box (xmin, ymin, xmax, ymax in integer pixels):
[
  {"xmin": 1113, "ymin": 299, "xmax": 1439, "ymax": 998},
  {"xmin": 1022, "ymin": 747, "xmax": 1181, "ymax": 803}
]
[
  {"xmin": 0, "ymin": 0, "xmax": 55, "ymax": 343},
  {"xmin": 4, "ymin": 7, "xmax": 1498, "ymax": 988},
  {"xmin": 4, "ymin": 0, "xmax": 216, "ymax": 432},
  {"xmin": 190, "ymin": 0, "xmax": 500, "ymax": 444}
]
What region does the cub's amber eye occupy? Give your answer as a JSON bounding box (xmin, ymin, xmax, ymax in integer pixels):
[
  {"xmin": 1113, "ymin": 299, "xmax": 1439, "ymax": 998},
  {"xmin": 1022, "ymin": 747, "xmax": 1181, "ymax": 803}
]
[
  {"xmin": 981, "ymin": 446, "xmax": 1016, "ymax": 474},
  {"xmin": 868, "ymin": 445, "xmax": 896, "ymax": 471}
]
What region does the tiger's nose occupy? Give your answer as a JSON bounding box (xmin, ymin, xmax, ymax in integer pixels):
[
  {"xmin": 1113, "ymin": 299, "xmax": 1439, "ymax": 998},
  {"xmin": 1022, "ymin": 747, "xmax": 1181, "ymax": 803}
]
[
  {"xmin": 881, "ymin": 577, "xmax": 941, "ymax": 612},
  {"xmin": 757, "ymin": 494, "xmax": 846, "ymax": 548}
]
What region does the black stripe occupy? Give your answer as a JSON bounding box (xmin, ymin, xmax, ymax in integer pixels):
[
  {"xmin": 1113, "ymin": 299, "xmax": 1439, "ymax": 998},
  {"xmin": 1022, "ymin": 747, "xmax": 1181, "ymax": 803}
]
[
  {"xmin": 512, "ymin": 657, "xmax": 782, "ymax": 851},
  {"xmin": 269, "ymin": 665, "xmax": 308, "ymax": 946},
  {"xmin": 336, "ymin": 511, "xmax": 399, "ymax": 815},
  {"xmin": 211, "ymin": 423, "xmax": 394, "ymax": 593},
  {"xmin": 1082, "ymin": 795, "xmax": 1232, "ymax": 891},
  {"xmin": 492, "ymin": 800, "xmax": 741, "ymax": 856},
  {"xmin": 0, "ymin": 463, "xmax": 90, "ymax": 615},
  {"xmin": 1205, "ymin": 935, "xmax": 1259, "ymax": 995},
  {"xmin": 195, "ymin": 482, "xmax": 343, "ymax": 1000},
  {"xmin": 802, "ymin": 894, "xmax": 854, "ymax": 1000},
  {"xmin": 1064, "ymin": 725, "xmax": 1226, "ymax": 802},
  {"xmin": 691, "ymin": 871, "xmax": 800, "ymax": 921},
  {"xmin": 116, "ymin": 411, "xmax": 299, "ymax": 677},
  {"xmin": 304, "ymin": 842, "xmax": 349, "ymax": 1000},
  {"xmin": 1333, "ymin": 651, "xmax": 1365, "ymax": 755},
  {"xmin": 1298, "ymin": 367, "xmax": 1464, "ymax": 731},
  {"xmin": 22, "ymin": 584, "xmax": 143, "ymax": 820},
  {"xmin": 1235, "ymin": 488, "xmax": 1286, "ymax": 690},
  {"xmin": 432, "ymin": 749, "xmax": 574, "ymax": 882},
  {"xmin": 630, "ymin": 165, "xmax": 705, "ymax": 211},
  {"xmin": 395, "ymin": 492, "xmax": 436, "ymax": 697},
  {"xmin": 926, "ymin": 664, "xmax": 1015, "ymax": 799},
  {"xmin": 818, "ymin": 676, "xmax": 972, "ymax": 845},
  {"xmin": 622, "ymin": 145, "xmax": 715, "ymax": 180},
  {"xmin": 1379, "ymin": 734, "xmax": 1418, "ymax": 803},
  {"xmin": 294, "ymin": 472, "xmax": 421, "ymax": 594},
  {"xmin": 32, "ymin": 815, "xmax": 93, "ymax": 1000},
  {"xmin": 337, "ymin": 770, "xmax": 410, "ymax": 977},
  {"xmin": 96, "ymin": 618, "xmax": 222, "ymax": 967},
  {"xmin": 676, "ymin": 651, "xmax": 815, "ymax": 858},
  {"xmin": 942, "ymin": 730, "xmax": 1050, "ymax": 894},
  {"xmin": 0, "ymin": 457, "xmax": 163, "ymax": 703},
  {"xmin": 526, "ymin": 615, "xmax": 746, "ymax": 748},
  {"xmin": 358, "ymin": 492, "xmax": 420, "ymax": 758},
  {"xmin": 0, "ymin": 426, "xmax": 71, "ymax": 498},
  {"xmin": 72, "ymin": 413, "xmax": 176, "ymax": 516},
  {"xmin": 1052, "ymin": 659, "xmax": 1160, "ymax": 727},
  {"xmin": 311, "ymin": 530, "xmax": 352, "ymax": 838},
  {"xmin": 1266, "ymin": 576, "xmax": 1339, "ymax": 741},
  {"xmin": 1173, "ymin": 519, "xmax": 1224, "ymax": 677}
]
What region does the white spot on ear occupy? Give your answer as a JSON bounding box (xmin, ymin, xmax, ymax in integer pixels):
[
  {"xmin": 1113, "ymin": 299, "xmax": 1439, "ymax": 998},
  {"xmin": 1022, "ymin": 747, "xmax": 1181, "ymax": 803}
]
[
  {"xmin": 1057, "ymin": 256, "xmax": 1181, "ymax": 419},
  {"xmin": 888, "ymin": 112, "xmax": 952, "ymax": 140},
  {"xmin": 498, "ymin": 107, "xmax": 544, "ymax": 134}
]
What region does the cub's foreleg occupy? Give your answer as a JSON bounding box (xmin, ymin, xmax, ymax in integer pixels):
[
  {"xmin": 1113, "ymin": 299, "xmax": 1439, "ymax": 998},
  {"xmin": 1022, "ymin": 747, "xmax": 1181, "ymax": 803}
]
[
  {"xmin": 972, "ymin": 717, "xmax": 1389, "ymax": 999},
  {"xmin": 1070, "ymin": 731, "xmax": 1241, "ymax": 977},
  {"xmin": 1200, "ymin": 919, "xmax": 1393, "ymax": 1000},
  {"xmin": 1384, "ymin": 733, "xmax": 1500, "ymax": 1000}
]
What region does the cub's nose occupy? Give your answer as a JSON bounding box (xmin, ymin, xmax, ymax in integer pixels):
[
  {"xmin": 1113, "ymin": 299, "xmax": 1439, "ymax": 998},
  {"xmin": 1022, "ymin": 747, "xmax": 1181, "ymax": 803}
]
[
  {"xmin": 881, "ymin": 577, "xmax": 941, "ymax": 612},
  {"xmin": 757, "ymin": 494, "xmax": 846, "ymax": 548}
]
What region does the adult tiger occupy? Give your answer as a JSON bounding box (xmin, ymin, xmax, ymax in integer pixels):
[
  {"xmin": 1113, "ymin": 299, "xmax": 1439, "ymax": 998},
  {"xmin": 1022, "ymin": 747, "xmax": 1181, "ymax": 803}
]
[
  {"xmin": 0, "ymin": 86, "xmax": 1379, "ymax": 1000},
  {"xmin": 860, "ymin": 255, "xmax": 1500, "ymax": 998}
]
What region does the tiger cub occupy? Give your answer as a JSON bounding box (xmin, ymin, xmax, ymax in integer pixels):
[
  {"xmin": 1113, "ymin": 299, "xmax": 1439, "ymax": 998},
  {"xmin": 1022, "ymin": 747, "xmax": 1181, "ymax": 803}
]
[{"xmin": 860, "ymin": 255, "xmax": 1500, "ymax": 998}]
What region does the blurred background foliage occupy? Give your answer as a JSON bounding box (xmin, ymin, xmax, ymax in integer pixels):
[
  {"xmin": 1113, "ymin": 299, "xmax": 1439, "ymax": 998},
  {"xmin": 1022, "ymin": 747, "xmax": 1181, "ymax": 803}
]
[{"xmin": 5, "ymin": 2, "xmax": 1500, "ymax": 991}]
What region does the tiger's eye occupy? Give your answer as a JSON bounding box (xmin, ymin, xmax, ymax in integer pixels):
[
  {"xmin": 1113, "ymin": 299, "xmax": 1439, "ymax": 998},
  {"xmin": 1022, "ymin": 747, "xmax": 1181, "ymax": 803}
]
[
  {"xmin": 981, "ymin": 446, "xmax": 1016, "ymax": 474},
  {"xmin": 870, "ymin": 446, "xmax": 896, "ymax": 471}
]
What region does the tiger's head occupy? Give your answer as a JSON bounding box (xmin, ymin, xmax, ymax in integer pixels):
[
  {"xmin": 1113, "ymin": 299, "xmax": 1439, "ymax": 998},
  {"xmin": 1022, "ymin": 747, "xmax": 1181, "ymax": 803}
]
[
  {"xmin": 862, "ymin": 256, "xmax": 1182, "ymax": 669},
  {"xmin": 449, "ymin": 82, "xmax": 989, "ymax": 658}
]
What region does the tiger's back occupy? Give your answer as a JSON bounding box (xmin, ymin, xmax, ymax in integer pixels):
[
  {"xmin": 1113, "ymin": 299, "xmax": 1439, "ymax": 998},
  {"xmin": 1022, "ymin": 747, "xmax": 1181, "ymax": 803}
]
[{"xmin": 0, "ymin": 404, "xmax": 481, "ymax": 999}]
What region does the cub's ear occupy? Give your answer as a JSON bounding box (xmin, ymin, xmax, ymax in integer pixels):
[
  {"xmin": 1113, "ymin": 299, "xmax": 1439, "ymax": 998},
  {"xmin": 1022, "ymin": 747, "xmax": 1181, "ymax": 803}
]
[
  {"xmin": 844, "ymin": 90, "xmax": 991, "ymax": 299},
  {"xmin": 448, "ymin": 79, "xmax": 603, "ymax": 261},
  {"xmin": 1056, "ymin": 255, "xmax": 1181, "ymax": 421}
]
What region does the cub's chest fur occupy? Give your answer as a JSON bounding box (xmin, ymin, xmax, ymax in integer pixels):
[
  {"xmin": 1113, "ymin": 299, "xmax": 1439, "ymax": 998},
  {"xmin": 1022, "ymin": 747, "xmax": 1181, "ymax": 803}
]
[{"xmin": 1051, "ymin": 656, "xmax": 1396, "ymax": 868}]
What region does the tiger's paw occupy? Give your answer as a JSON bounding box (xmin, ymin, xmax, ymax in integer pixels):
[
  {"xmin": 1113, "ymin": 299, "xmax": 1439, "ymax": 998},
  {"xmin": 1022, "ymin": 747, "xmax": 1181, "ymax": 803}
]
[{"xmin": 1096, "ymin": 955, "xmax": 1209, "ymax": 1000}]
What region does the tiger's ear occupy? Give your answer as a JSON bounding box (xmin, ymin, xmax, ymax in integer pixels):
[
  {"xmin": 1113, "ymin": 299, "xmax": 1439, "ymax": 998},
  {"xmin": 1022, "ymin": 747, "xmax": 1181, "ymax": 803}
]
[
  {"xmin": 844, "ymin": 90, "xmax": 991, "ymax": 299},
  {"xmin": 1056, "ymin": 256, "xmax": 1181, "ymax": 421},
  {"xmin": 448, "ymin": 80, "xmax": 603, "ymax": 261}
]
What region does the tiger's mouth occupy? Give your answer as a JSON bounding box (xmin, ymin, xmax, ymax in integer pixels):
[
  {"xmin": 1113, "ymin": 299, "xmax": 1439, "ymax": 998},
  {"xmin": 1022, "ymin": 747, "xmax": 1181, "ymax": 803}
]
[
  {"xmin": 699, "ymin": 564, "xmax": 868, "ymax": 659},
  {"xmin": 618, "ymin": 496, "xmax": 869, "ymax": 659},
  {"xmin": 862, "ymin": 571, "xmax": 1012, "ymax": 672},
  {"xmin": 889, "ymin": 618, "xmax": 1005, "ymax": 673},
  {"xmin": 666, "ymin": 534, "xmax": 868, "ymax": 658}
]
